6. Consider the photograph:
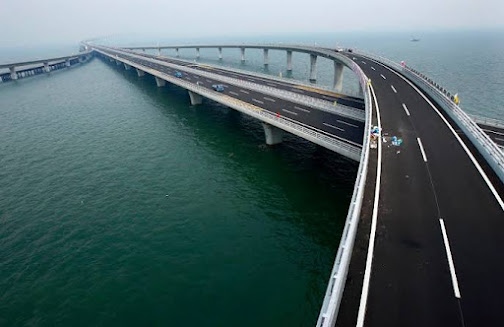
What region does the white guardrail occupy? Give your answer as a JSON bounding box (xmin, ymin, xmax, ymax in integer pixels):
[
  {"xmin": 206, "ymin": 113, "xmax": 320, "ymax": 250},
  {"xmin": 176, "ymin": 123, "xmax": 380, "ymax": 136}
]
[
  {"xmin": 356, "ymin": 50, "xmax": 504, "ymax": 184},
  {"xmin": 316, "ymin": 62, "xmax": 372, "ymax": 326}
]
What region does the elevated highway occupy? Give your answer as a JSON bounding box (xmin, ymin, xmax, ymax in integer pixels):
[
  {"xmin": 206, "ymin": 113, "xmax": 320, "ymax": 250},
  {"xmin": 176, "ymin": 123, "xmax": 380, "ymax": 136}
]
[{"xmin": 49, "ymin": 41, "xmax": 504, "ymax": 326}]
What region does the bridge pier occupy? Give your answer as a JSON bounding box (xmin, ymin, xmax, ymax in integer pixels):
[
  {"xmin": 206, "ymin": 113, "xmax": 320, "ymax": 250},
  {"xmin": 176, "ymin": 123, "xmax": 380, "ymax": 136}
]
[
  {"xmin": 9, "ymin": 67, "xmax": 17, "ymax": 80},
  {"xmin": 136, "ymin": 68, "xmax": 145, "ymax": 77},
  {"xmin": 196, "ymin": 48, "xmax": 200, "ymax": 59},
  {"xmin": 115, "ymin": 60, "xmax": 122, "ymax": 66},
  {"xmin": 43, "ymin": 62, "xmax": 50, "ymax": 73},
  {"xmin": 65, "ymin": 59, "xmax": 71, "ymax": 67},
  {"xmin": 240, "ymin": 47, "xmax": 245, "ymax": 62},
  {"xmin": 176, "ymin": 48, "xmax": 179, "ymax": 57},
  {"xmin": 287, "ymin": 50, "xmax": 293, "ymax": 71},
  {"xmin": 188, "ymin": 91, "xmax": 203, "ymax": 105},
  {"xmin": 334, "ymin": 62, "xmax": 344, "ymax": 92},
  {"xmin": 155, "ymin": 76, "xmax": 166, "ymax": 87},
  {"xmin": 263, "ymin": 49, "xmax": 269, "ymax": 66},
  {"xmin": 124, "ymin": 63, "xmax": 131, "ymax": 70},
  {"xmin": 309, "ymin": 54, "xmax": 317, "ymax": 81},
  {"xmin": 158, "ymin": 48, "xmax": 161, "ymax": 56},
  {"xmin": 218, "ymin": 47, "xmax": 223, "ymax": 60},
  {"xmin": 262, "ymin": 123, "xmax": 283, "ymax": 145},
  {"xmin": 142, "ymin": 48, "xmax": 145, "ymax": 53}
]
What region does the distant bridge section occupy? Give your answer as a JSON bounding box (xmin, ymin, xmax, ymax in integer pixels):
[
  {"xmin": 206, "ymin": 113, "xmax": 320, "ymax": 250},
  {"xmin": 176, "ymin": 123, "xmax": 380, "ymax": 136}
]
[{"xmin": 0, "ymin": 51, "xmax": 93, "ymax": 83}]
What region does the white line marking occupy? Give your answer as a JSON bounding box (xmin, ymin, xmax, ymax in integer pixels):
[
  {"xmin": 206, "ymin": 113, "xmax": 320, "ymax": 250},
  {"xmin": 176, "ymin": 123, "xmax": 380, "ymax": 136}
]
[
  {"xmin": 263, "ymin": 97, "xmax": 276, "ymax": 102},
  {"xmin": 356, "ymin": 83, "xmax": 382, "ymax": 327},
  {"xmin": 371, "ymin": 66, "xmax": 376, "ymax": 71},
  {"xmin": 391, "ymin": 85, "xmax": 397, "ymax": 93},
  {"xmin": 361, "ymin": 61, "xmax": 367, "ymax": 64},
  {"xmin": 252, "ymin": 98, "xmax": 264, "ymax": 104},
  {"xmin": 439, "ymin": 219, "xmax": 462, "ymax": 298},
  {"xmin": 294, "ymin": 106, "xmax": 310, "ymax": 113},
  {"xmin": 417, "ymin": 138, "xmax": 428, "ymax": 162},
  {"xmin": 380, "ymin": 74, "xmax": 387, "ymax": 80},
  {"xmin": 206, "ymin": 79, "xmax": 212, "ymax": 83},
  {"xmin": 248, "ymin": 79, "xmax": 255, "ymax": 82},
  {"xmin": 282, "ymin": 109, "xmax": 298, "ymax": 116},
  {"xmin": 239, "ymin": 89, "xmax": 249, "ymax": 94},
  {"xmin": 367, "ymin": 57, "xmax": 504, "ymax": 210},
  {"xmin": 222, "ymin": 85, "xmax": 228, "ymax": 88},
  {"xmin": 323, "ymin": 122, "xmax": 344, "ymax": 132},
  {"xmin": 337, "ymin": 120, "xmax": 359, "ymax": 128},
  {"xmin": 267, "ymin": 83, "xmax": 277, "ymax": 87},
  {"xmin": 292, "ymin": 89, "xmax": 305, "ymax": 93},
  {"xmin": 229, "ymin": 91, "xmax": 239, "ymax": 96},
  {"xmin": 495, "ymin": 137, "xmax": 504, "ymax": 142},
  {"xmin": 482, "ymin": 129, "xmax": 504, "ymax": 137},
  {"xmin": 402, "ymin": 103, "xmax": 410, "ymax": 116},
  {"xmin": 322, "ymin": 95, "xmax": 335, "ymax": 101}
]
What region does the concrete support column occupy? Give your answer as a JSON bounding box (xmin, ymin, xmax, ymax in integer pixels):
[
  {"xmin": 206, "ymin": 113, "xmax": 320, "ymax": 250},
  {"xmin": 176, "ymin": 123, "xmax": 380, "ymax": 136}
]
[
  {"xmin": 333, "ymin": 61, "xmax": 344, "ymax": 92},
  {"xmin": 136, "ymin": 68, "xmax": 145, "ymax": 77},
  {"xmin": 9, "ymin": 67, "xmax": 17, "ymax": 80},
  {"xmin": 155, "ymin": 76, "xmax": 166, "ymax": 87},
  {"xmin": 188, "ymin": 91, "xmax": 203, "ymax": 105},
  {"xmin": 65, "ymin": 59, "xmax": 71, "ymax": 67},
  {"xmin": 240, "ymin": 48, "xmax": 245, "ymax": 62},
  {"xmin": 218, "ymin": 47, "xmax": 223, "ymax": 60},
  {"xmin": 176, "ymin": 48, "xmax": 179, "ymax": 57},
  {"xmin": 142, "ymin": 48, "xmax": 145, "ymax": 53},
  {"xmin": 309, "ymin": 54, "xmax": 317, "ymax": 81},
  {"xmin": 158, "ymin": 48, "xmax": 161, "ymax": 56},
  {"xmin": 286, "ymin": 50, "xmax": 293, "ymax": 71},
  {"xmin": 43, "ymin": 62, "xmax": 50, "ymax": 73},
  {"xmin": 263, "ymin": 49, "xmax": 269, "ymax": 66},
  {"xmin": 196, "ymin": 48, "xmax": 200, "ymax": 59},
  {"xmin": 262, "ymin": 123, "xmax": 283, "ymax": 145},
  {"xmin": 124, "ymin": 63, "xmax": 131, "ymax": 70},
  {"xmin": 115, "ymin": 60, "xmax": 121, "ymax": 66}
]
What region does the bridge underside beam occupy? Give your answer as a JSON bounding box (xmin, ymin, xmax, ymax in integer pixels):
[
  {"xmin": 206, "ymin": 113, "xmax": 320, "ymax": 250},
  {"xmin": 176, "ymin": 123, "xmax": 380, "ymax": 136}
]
[
  {"xmin": 262, "ymin": 123, "xmax": 283, "ymax": 145},
  {"xmin": 155, "ymin": 76, "xmax": 166, "ymax": 87},
  {"xmin": 188, "ymin": 91, "xmax": 203, "ymax": 105}
]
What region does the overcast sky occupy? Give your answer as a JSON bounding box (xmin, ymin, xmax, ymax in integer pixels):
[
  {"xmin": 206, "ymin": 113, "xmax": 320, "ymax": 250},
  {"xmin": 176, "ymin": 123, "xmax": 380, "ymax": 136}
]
[{"xmin": 1, "ymin": 0, "xmax": 503, "ymax": 47}]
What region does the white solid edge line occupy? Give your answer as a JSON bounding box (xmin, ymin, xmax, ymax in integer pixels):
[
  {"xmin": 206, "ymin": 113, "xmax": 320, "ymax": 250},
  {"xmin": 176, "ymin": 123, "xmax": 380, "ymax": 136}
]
[
  {"xmin": 368, "ymin": 57, "xmax": 504, "ymax": 211},
  {"xmin": 402, "ymin": 103, "xmax": 410, "ymax": 116},
  {"xmin": 356, "ymin": 83, "xmax": 382, "ymax": 327},
  {"xmin": 439, "ymin": 219, "xmax": 462, "ymax": 298},
  {"xmin": 417, "ymin": 138, "xmax": 428, "ymax": 162}
]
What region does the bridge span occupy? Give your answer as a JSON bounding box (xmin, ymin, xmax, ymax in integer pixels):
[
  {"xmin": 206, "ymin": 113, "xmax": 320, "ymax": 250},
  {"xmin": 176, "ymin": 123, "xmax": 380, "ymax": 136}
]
[{"xmin": 85, "ymin": 42, "xmax": 504, "ymax": 327}]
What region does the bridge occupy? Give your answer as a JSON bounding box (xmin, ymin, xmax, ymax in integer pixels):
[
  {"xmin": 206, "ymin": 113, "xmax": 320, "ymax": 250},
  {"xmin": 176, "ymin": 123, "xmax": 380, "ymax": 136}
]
[
  {"xmin": 2, "ymin": 41, "xmax": 504, "ymax": 326},
  {"xmin": 0, "ymin": 51, "xmax": 93, "ymax": 82}
]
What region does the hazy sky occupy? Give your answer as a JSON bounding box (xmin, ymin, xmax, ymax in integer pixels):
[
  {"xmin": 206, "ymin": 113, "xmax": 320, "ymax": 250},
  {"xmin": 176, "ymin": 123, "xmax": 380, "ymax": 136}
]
[{"xmin": 1, "ymin": 0, "xmax": 503, "ymax": 47}]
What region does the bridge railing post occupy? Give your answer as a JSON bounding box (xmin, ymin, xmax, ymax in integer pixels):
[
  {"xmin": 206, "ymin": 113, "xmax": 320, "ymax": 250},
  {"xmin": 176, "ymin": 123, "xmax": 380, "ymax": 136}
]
[{"xmin": 309, "ymin": 54, "xmax": 317, "ymax": 81}]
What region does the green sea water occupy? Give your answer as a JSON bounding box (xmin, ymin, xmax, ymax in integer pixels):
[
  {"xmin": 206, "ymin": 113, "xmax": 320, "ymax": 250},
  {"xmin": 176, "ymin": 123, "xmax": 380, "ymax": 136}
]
[{"xmin": 0, "ymin": 57, "xmax": 356, "ymax": 326}]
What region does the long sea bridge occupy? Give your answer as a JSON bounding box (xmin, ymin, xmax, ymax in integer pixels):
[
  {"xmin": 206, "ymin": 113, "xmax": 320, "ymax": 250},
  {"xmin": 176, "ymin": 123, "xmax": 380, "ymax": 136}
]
[{"xmin": 2, "ymin": 41, "xmax": 504, "ymax": 327}]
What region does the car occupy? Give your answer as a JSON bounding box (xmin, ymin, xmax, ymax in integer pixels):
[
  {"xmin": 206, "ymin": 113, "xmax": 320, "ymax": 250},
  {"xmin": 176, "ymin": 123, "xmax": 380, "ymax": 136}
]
[
  {"xmin": 347, "ymin": 48, "xmax": 353, "ymax": 53},
  {"xmin": 212, "ymin": 84, "xmax": 225, "ymax": 92},
  {"xmin": 174, "ymin": 71, "xmax": 183, "ymax": 78}
]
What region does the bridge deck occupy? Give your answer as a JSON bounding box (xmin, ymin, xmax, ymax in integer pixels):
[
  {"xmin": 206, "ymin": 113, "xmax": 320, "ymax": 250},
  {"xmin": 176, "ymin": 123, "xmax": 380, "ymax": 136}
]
[
  {"xmin": 477, "ymin": 123, "xmax": 504, "ymax": 148},
  {"xmin": 337, "ymin": 52, "xmax": 504, "ymax": 326},
  {"xmin": 97, "ymin": 47, "xmax": 365, "ymax": 151}
]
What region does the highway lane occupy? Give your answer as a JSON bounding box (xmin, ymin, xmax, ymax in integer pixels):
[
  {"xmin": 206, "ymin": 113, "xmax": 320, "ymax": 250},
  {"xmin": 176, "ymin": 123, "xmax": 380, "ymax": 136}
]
[
  {"xmin": 99, "ymin": 48, "xmax": 365, "ymax": 147},
  {"xmin": 341, "ymin": 52, "xmax": 504, "ymax": 326},
  {"xmin": 123, "ymin": 49, "xmax": 366, "ymax": 110}
]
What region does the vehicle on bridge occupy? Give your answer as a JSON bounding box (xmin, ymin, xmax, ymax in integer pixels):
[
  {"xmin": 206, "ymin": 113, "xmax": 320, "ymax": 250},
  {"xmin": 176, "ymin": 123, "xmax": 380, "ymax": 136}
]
[
  {"xmin": 212, "ymin": 84, "xmax": 225, "ymax": 92},
  {"xmin": 174, "ymin": 71, "xmax": 183, "ymax": 78}
]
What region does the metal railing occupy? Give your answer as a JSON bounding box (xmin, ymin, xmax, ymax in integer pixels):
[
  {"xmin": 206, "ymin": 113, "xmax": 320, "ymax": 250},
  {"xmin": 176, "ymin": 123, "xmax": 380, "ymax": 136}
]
[
  {"xmin": 316, "ymin": 61, "xmax": 371, "ymax": 327},
  {"xmin": 470, "ymin": 114, "xmax": 504, "ymax": 129}
]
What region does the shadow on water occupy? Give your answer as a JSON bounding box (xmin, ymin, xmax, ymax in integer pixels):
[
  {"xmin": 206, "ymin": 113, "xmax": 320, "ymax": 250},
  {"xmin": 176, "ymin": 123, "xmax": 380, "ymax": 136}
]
[{"xmin": 99, "ymin": 58, "xmax": 358, "ymax": 249}]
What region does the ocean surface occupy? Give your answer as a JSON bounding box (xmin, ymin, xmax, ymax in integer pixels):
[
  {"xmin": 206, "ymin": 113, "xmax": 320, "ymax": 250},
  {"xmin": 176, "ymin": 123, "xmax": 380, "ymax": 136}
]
[{"xmin": 0, "ymin": 30, "xmax": 502, "ymax": 326}]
